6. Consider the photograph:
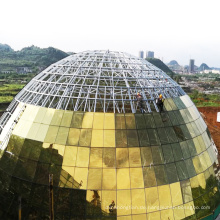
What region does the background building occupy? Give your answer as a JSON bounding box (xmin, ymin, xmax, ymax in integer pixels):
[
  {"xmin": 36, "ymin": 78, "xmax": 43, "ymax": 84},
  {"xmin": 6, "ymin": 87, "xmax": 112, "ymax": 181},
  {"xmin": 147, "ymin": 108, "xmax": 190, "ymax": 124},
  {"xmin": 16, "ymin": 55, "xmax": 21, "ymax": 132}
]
[
  {"xmin": 139, "ymin": 50, "xmax": 144, "ymax": 58},
  {"xmin": 189, "ymin": 59, "xmax": 195, "ymax": 73},
  {"xmin": 146, "ymin": 51, "xmax": 154, "ymax": 58}
]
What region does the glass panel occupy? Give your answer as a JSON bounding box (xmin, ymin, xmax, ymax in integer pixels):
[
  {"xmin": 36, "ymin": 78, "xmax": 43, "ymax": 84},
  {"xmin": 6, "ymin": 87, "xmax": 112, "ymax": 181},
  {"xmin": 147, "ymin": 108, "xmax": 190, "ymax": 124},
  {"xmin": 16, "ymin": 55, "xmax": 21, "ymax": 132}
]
[
  {"xmin": 202, "ymin": 151, "xmax": 212, "ymax": 168},
  {"xmin": 67, "ymin": 128, "xmax": 80, "ymax": 146},
  {"xmin": 115, "ymin": 130, "xmax": 127, "ymax": 147},
  {"xmin": 170, "ymin": 182, "xmax": 183, "ymax": 207},
  {"xmin": 173, "ymin": 126, "xmax": 185, "ymax": 141},
  {"xmin": 29, "ymin": 140, "xmax": 42, "ymax": 161},
  {"xmin": 42, "ymin": 108, "xmax": 55, "ymax": 125},
  {"xmin": 117, "ymin": 190, "xmax": 131, "ymax": 215},
  {"xmin": 166, "ymin": 127, "xmax": 178, "ymax": 143},
  {"xmin": 185, "ymin": 108, "xmax": 193, "ymax": 122},
  {"xmin": 162, "ymin": 144, "xmax": 174, "ymax": 163},
  {"xmin": 104, "ymin": 113, "xmax": 115, "ymax": 129},
  {"xmin": 131, "ymin": 189, "xmax": 146, "ymax": 214},
  {"xmin": 176, "ymin": 161, "xmax": 189, "ymax": 181},
  {"xmin": 93, "ymin": 112, "xmax": 104, "ymax": 129},
  {"xmin": 158, "ymin": 185, "xmax": 172, "ymax": 210},
  {"xmin": 89, "ymin": 148, "xmax": 103, "ymax": 168},
  {"xmin": 157, "ymin": 127, "xmax": 170, "ymax": 144},
  {"xmin": 116, "ymin": 148, "xmax": 129, "ymax": 167},
  {"xmin": 127, "ymin": 130, "xmax": 139, "ymax": 147},
  {"xmin": 125, "ymin": 113, "xmax": 136, "ymax": 129},
  {"xmin": 91, "ymin": 130, "xmax": 103, "ymax": 147},
  {"xmin": 173, "ymin": 97, "xmax": 186, "ymax": 109},
  {"xmin": 50, "ymin": 110, "xmax": 64, "ymax": 126},
  {"xmin": 202, "ymin": 131, "xmax": 211, "ymax": 148},
  {"xmin": 180, "ymin": 109, "xmax": 190, "ymax": 123},
  {"xmin": 129, "ymin": 148, "xmax": 141, "ymax": 167},
  {"xmin": 185, "ymin": 158, "xmax": 197, "ymax": 178},
  {"xmin": 198, "ymin": 153, "xmax": 208, "ymax": 171},
  {"xmin": 145, "ymin": 187, "xmax": 159, "ymax": 212},
  {"xmin": 82, "ymin": 112, "xmax": 94, "ymax": 128},
  {"xmin": 168, "ymin": 111, "xmax": 179, "ymax": 126},
  {"xmin": 101, "ymin": 190, "xmax": 116, "ymax": 214},
  {"xmin": 103, "ymin": 148, "xmax": 116, "ymax": 168},
  {"xmin": 168, "ymin": 98, "xmax": 178, "ymax": 110},
  {"xmin": 151, "ymin": 146, "xmax": 164, "ymax": 165},
  {"xmin": 71, "ymin": 112, "xmax": 84, "ymax": 128},
  {"xmin": 138, "ymin": 130, "xmax": 150, "ymax": 147},
  {"xmin": 44, "ymin": 126, "xmax": 59, "ymax": 143},
  {"xmin": 63, "ymin": 146, "xmax": 77, "ymax": 166},
  {"xmin": 117, "ymin": 168, "xmax": 130, "ymax": 189},
  {"xmin": 161, "ymin": 112, "xmax": 172, "ymax": 127},
  {"xmin": 104, "ymin": 130, "xmax": 115, "ymax": 147},
  {"xmin": 60, "ymin": 111, "xmax": 73, "ymax": 127},
  {"xmin": 147, "ymin": 129, "xmax": 160, "ymax": 145},
  {"xmin": 186, "ymin": 123, "xmax": 196, "ymax": 138},
  {"xmin": 144, "ymin": 114, "xmax": 156, "ymax": 128},
  {"xmin": 166, "ymin": 163, "xmax": 179, "ymax": 183},
  {"xmin": 153, "ymin": 112, "xmax": 164, "ymax": 127},
  {"xmin": 174, "ymin": 111, "xmax": 185, "ymax": 125},
  {"xmin": 102, "ymin": 169, "xmax": 116, "ymax": 190},
  {"xmin": 181, "ymin": 180, "xmax": 193, "ymax": 203},
  {"xmin": 135, "ymin": 114, "xmax": 146, "ymax": 129},
  {"xmin": 143, "ymin": 167, "xmax": 157, "ymax": 187},
  {"xmin": 87, "ymin": 168, "xmax": 102, "ymax": 189},
  {"xmin": 172, "ymin": 143, "xmax": 183, "ymax": 161},
  {"xmin": 55, "ymin": 127, "xmax": 69, "ymax": 145},
  {"xmin": 34, "ymin": 107, "xmax": 47, "ymax": 123},
  {"xmin": 39, "ymin": 143, "xmax": 52, "ymax": 163},
  {"xmin": 76, "ymin": 147, "xmax": 90, "ymax": 167},
  {"xmin": 130, "ymin": 168, "xmax": 144, "ymax": 188},
  {"xmin": 115, "ymin": 114, "xmax": 126, "ymax": 129},
  {"xmin": 180, "ymin": 124, "xmax": 191, "ymax": 139},
  {"xmin": 154, "ymin": 165, "xmax": 168, "ymax": 185},
  {"xmin": 140, "ymin": 147, "xmax": 153, "ymax": 166},
  {"xmin": 186, "ymin": 139, "xmax": 197, "ymax": 157},
  {"xmin": 79, "ymin": 129, "xmax": 92, "ymax": 147},
  {"xmin": 163, "ymin": 98, "xmax": 172, "ymax": 111},
  {"xmin": 197, "ymin": 135, "xmax": 206, "ymax": 152},
  {"xmin": 190, "ymin": 121, "xmax": 200, "ymax": 136},
  {"xmin": 192, "ymin": 156, "xmax": 203, "ymax": 174},
  {"xmin": 180, "ymin": 141, "xmax": 190, "ymax": 159}
]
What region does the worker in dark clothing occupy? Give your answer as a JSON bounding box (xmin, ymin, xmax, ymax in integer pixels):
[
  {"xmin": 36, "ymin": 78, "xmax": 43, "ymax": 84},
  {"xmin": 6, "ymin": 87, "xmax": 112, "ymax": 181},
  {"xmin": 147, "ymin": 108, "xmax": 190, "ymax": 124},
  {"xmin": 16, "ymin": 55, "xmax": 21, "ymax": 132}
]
[
  {"xmin": 156, "ymin": 94, "xmax": 164, "ymax": 113},
  {"xmin": 136, "ymin": 92, "xmax": 145, "ymax": 113},
  {"xmin": 109, "ymin": 200, "xmax": 115, "ymax": 213}
]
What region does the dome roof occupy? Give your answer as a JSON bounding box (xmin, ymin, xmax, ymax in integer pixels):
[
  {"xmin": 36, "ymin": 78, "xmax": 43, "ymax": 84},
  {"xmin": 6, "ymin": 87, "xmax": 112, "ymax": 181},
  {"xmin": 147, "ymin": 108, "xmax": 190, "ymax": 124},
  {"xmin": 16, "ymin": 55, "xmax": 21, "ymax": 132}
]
[{"xmin": 15, "ymin": 50, "xmax": 185, "ymax": 113}]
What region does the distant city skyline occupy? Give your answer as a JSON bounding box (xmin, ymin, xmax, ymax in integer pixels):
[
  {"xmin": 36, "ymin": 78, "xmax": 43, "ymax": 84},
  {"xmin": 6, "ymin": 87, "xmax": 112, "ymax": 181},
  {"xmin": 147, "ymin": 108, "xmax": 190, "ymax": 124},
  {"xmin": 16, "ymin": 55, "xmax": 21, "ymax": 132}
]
[{"xmin": 0, "ymin": 0, "xmax": 220, "ymax": 67}]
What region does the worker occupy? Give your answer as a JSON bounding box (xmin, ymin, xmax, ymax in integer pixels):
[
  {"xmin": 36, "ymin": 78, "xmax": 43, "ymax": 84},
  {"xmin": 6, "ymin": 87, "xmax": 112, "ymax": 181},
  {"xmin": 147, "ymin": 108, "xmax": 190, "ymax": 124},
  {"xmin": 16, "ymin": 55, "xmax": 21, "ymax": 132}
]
[
  {"xmin": 156, "ymin": 94, "xmax": 164, "ymax": 113},
  {"xmin": 136, "ymin": 92, "xmax": 145, "ymax": 113},
  {"xmin": 109, "ymin": 200, "xmax": 115, "ymax": 213}
]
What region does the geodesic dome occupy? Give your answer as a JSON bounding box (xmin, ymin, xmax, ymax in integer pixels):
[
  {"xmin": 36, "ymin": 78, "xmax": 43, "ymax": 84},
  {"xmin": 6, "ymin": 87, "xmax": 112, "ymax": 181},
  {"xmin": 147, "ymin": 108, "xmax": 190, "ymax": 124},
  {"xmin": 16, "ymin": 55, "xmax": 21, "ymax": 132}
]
[{"xmin": 0, "ymin": 51, "xmax": 219, "ymax": 220}]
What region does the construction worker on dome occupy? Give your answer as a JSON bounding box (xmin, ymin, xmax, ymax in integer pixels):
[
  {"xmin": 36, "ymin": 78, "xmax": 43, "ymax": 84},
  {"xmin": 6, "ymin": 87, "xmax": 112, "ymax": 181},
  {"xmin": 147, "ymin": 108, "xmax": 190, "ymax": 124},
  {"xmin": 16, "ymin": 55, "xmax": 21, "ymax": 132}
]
[
  {"xmin": 156, "ymin": 94, "xmax": 164, "ymax": 113},
  {"xmin": 136, "ymin": 92, "xmax": 145, "ymax": 113}
]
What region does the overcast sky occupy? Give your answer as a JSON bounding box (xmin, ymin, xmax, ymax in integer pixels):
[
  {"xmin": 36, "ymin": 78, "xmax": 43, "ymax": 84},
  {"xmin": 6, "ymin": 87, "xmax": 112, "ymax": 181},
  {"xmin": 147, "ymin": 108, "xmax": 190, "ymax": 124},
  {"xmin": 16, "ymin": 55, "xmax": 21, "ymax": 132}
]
[{"xmin": 0, "ymin": 0, "xmax": 220, "ymax": 67}]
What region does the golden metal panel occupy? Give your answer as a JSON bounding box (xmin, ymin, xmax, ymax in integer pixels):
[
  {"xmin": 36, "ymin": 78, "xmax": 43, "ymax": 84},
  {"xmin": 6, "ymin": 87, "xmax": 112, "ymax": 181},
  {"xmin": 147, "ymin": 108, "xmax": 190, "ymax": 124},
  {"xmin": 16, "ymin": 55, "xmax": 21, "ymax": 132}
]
[
  {"xmin": 82, "ymin": 112, "xmax": 94, "ymax": 128},
  {"xmin": 145, "ymin": 187, "xmax": 159, "ymax": 213},
  {"xmin": 74, "ymin": 167, "xmax": 88, "ymax": 189},
  {"xmin": 44, "ymin": 126, "xmax": 59, "ymax": 143},
  {"xmin": 71, "ymin": 112, "xmax": 84, "ymax": 128},
  {"xmin": 125, "ymin": 113, "xmax": 136, "ymax": 129},
  {"xmin": 117, "ymin": 216, "xmax": 131, "ymax": 220},
  {"xmin": 116, "ymin": 148, "xmax": 129, "ymax": 168},
  {"xmin": 26, "ymin": 122, "xmax": 40, "ymax": 140},
  {"xmin": 130, "ymin": 168, "xmax": 144, "ymax": 188},
  {"xmin": 102, "ymin": 169, "xmax": 116, "ymax": 190},
  {"xmin": 117, "ymin": 190, "xmax": 131, "ymax": 215},
  {"xmin": 67, "ymin": 128, "xmax": 80, "ymax": 146},
  {"xmin": 76, "ymin": 147, "xmax": 90, "ymax": 167},
  {"xmin": 160, "ymin": 209, "xmax": 174, "ymax": 220},
  {"xmin": 199, "ymin": 153, "xmax": 208, "ymax": 171},
  {"xmin": 35, "ymin": 124, "xmax": 49, "ymax": 142},
  {"xmin": 79, "ymin": 129, "xmax": 92, "ymax": 146},
  {"xmin": 131, "ymin": 189, "xmax": 146, "ymax": 214},
  {"xmin": 104, "ymin": 130, "xmax": 115, "ymax": 147},
  {"xmin": 183, "ymin": 201, "xmax": 195, "ymax": 218},
  {"xmin": 143, "ymin": 167, "xmax": 157, "ymax": 188},
  {"xmin": 103, "ymin": 148, "xmax": 116, "ymax": 168},
  {"xmin": 141, "ymin": 147, "xmax": 153, "ymax": 166},
  {"xmin": 89, "ymin": 148, "xmax": 103, "ymax": 168},
  {"xmin": 203, "ymin": 150, "xmax": 212, "ymax": 168},
  {"xmin": 52, "ymin": 144, "xmax": 65, "ymax": 157},
  {"xmin": 50, "ymin": 110, "xmax": 64, "ymax": 126},
  {"xmin": 117, "ymin": 168, "xmax": 130, "ymax": 189},
  {"xmin": 132, "ymin": 214, "xmax": 147, "ymax": 220},
  {"xmin": 173, "ymin": 206, "xmax": 186, "ymax": 220},
  {"xmin": 55, "ymin": 127, "xmax": 69, "ymax": 145},
  {"xmin": 193, "ymin": 137, "xmax": 202, "ymax": 154},
  {"xmin": 116, "ymin": 130, "xmax": 127, "ymax": 147},
  {"xmin": 101, "ymin": 190, "xmax": 116, "ymax": 214},
  {"xmin": 104, "ymin": 113, "xmax": 115, "ymax": 129},
  {"xmin": 181, "ymin": 180, "xmax": 193, "ymax": 203},
  {"xmin": 91, "ymin": 130, "xmax": 103, "ymax": 147},
  {"xmin": 192, "ymin": 156, "xmax": 203, "ymax": 174},
  {"xmin": 63, "ymin": 146, "xmax": 77, "ymax": 166},
  {"xmin": 59, "ymin": 166, "xmax": 75, "ymax": 187},
  {"xmin": 158, "ymin": 185, "xmax": 172, "ymax": 210},
  {"xmin": 170, "ymin": 182, "xmax": 183, "ymax": 207},
  {"xmin": 93, "ymin": 112, "xmax": 104, "ymax": 129},
  {"xmin": 60, "ymin": 111, "xmax": 73, "ymax": 127},
  {"xmin": 20, "ymin": 104, "xmax": 39, "ymax": 121},
  {"xmin": 115, "ymin": 114, "xmax": 126, "ymax": 129},
  {"xmin": 147, "ymin": 212, "xmax": 160, "ymax": 220},
  {"xmin": 42, "ymin": 108, "xmax": 55, "ymax": 125},
  {"xmin": 87, "ymin": 168, "xmax": 102, "ymax": 189},
  {"xmin": 129, "ymin": 148, "xmax": 141, "ymax": 167},
  {"xmin": 34, "ymin": 107, "xmax": 47, "ymax": 123},
  {"xmin": 197, "ymin": 173, "xmax": 206, "ymax": 189}
]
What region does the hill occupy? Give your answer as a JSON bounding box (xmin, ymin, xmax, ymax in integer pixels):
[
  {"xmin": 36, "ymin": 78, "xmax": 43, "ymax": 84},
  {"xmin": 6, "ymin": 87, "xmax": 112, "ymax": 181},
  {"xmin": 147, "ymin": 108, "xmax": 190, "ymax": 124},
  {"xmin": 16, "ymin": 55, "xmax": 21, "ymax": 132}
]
[
  {"xmin": 199, "ymin": 63, "xmax": 211, "ymax": 71},
  {"xmin": 168, "ymin": 60, "xmax": 179, "ymax": 66}
]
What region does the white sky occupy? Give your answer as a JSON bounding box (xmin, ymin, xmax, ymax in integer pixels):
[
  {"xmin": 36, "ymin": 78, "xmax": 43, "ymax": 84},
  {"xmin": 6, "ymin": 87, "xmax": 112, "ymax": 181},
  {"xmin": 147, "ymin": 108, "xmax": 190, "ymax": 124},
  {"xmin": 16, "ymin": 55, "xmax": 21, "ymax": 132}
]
[{"xmin": 0, "ymin": 0, "xmax": 220, "ymax": 67}]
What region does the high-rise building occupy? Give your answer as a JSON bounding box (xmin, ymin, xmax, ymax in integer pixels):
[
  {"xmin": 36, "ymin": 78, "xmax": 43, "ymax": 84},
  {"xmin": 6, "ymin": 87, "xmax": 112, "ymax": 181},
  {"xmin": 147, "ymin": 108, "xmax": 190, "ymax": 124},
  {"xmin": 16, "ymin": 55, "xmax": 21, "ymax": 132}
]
[
  {"xmin": 189, "ymin": 59, "xmax": 195, "ymax": 73},
  {"xmin": 139, "ymin": 50, "xmax": 144, "ymax": 58},
  {"xmin": 0, "ymin": 50, "xmax": 219, "ymax": 219},
  {"xmin": 146, "ymin": 51, "xmax": 154, "ymax": 58}
]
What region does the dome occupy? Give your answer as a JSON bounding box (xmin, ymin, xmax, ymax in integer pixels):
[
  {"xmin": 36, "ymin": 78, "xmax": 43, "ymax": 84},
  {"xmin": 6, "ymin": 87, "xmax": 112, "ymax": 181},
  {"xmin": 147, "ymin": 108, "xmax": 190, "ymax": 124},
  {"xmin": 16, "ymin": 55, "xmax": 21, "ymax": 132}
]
[{"xmin": 0, "ymin": 51, "xmax": 219, "ymax": 219}]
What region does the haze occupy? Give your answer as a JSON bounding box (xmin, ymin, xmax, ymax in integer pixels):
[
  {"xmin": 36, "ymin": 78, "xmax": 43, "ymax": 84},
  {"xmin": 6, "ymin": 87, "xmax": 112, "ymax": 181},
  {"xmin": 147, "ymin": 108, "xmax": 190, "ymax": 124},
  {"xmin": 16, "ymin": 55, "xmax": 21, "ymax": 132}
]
[{"xmin": 1, "ymin": 0, "xmax": 220, "ymax": 67}]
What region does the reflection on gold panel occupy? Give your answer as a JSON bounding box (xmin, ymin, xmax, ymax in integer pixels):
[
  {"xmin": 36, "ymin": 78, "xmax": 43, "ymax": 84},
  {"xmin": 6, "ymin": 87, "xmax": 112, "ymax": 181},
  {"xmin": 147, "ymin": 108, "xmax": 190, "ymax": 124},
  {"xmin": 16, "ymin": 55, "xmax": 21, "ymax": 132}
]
[
  {"xmin": 104, "ymin": 130, "xmax": 115, "ymax": 147},
  {"xmin": 20, "ymin": 104, "xmax": 39, "ymax": 121},
  {"xmin": 86, "ymin": 190, "xmax": 101, "ymax": 207},
  {"xmin": 145, "ymin": 187, "xmax": 159, "ymax": 212},
  {"xmin": 116, "ymin": 148, "xmax": 129, "ymax": 167},
  {"xmin": 104, "ymin": 113, "xmax": 115, "ymax": 129},
  {"xmin": 52, "ymin": 144, "xmax": 65, "ymax": 157},
  {"xmin": 55, "ymin": 127, "xmax": 69, "ymax": 145},
  {"xmin": 193, "ymin": 137, "xmax": 202, "ymax": 154},
  {"xmin": 93, "ymin": 112, "xmax": 104, "ymax": 129},
  {"xmin": 132, "ymin": 214, "xmax": 147, "ymax": 220},
  {"xmin": 89, "ymin": 148, "xmax": 103, "ymax": 168},
  {"xmin": 103, "ymin": 148, "xmax": 116, "ymax": 168},
  {"xmin": 42, "ymin": 108, "xmax": 55, "ymax": 125},
  {"xmin": 173, "ymin": 206, "xmax": 186, "ymax": 220},
  {"xmin": 199, "ymin": 153, "xmax": 208, "ymax": 171},
  {"xmin": 160, "ymin": 209, "xmax": 174, "ymax": 220},
  {"xmin": 67, "ymin": 128, "xmax": 80, "ymax": 146},
  {"xmin": 34, "ymin": 107, "xmax": 47, "ymax": 123},
  {"xmin": 116, "ymin": 130, "xmax": 127, "ymax": 147},
  {"xmin": 117, "ymin": 190, "xmax": 131, "ymax": 215},
  {"xmin": 130, "ymin": 168, "xmax": 144, "ymax": 188},
  {"xmin": 102, "ymin": 169, "xmax": 116, "ymax": 190},
  {"xmin": 147, "ymin": 212, "xmax": 160, "ymax": 220},
  {"xmin": 91, "ymin": 130, "xmax": 103, "ymax": 147},
  {"xmin": 143, "ymin": 167, "xmax": 157, "ymax": 188},
  {"xmin": 184, "ymin": 201, "xmax": 195, "ymax": 218},
  {"xmin": 141, "ymin": 147, "xmax": 153, "ymax": 166},
  {"xmin": 158, "ymin": 185, "xmax": 172, "ymax": 210},
  {"xmin": 115, "ymin": 114, "xmax": 126, "ymax": 129},
  {"xmin": 197, "ymin": 173, "xmax": 206, "ymax": 189},
  {"xmin": 101, "ymin": 190, "xmax": 116, "ymax": 214},
  {"xmin": 129, "ymin": 148, "xmax": 141, "ymax": 167},
  {"xmin": 117, "ymin": 168, "xmax": 130, "ymax": 189},
  {"xmin": 192, "ymin": 156, "xmax": 203, "ymax": 174},
  {"xmin": 131, "ymin": 189, "xmax": 146, "ymax": 214},
  {"xmin": 74, "ymin": 167, "xmax": 88, "ymax": 189},
  {"xmin": 117, "ymin": 216, "xmax": 132, "ymax": 220},
  {"xmin": 181, "ymin": 180, "xmax": 193, "ymax": 203},
  {"xmin": 26, "ymin": 123, "xmax": 41, "ymax": 140},
  {"xmin": 60, "ymin": 111, "xmax": 73, "ymax": 127},
  {"xmin": 87, "ymin": 168, "xmax": 102, "ymax": 189},
  {"xmin": 79, "ymin": 129, "xmax": 92, "ymax": 146},
  {"xmin": 59, "ymin": 166, "xmax": 75, "ymax": 187},
  {"xmin": 125, "ymin": 113, "xmax": 136, "ymax": 129},
  {"xmin": 63, "ymin": 146, "xmax": 77, "ymax": 166},
  {"xmin": 71, "ymin": 112, "xmax": 83, "ymax": 128},
  {"xmin": 76, "ymin": 147, "xmax": 89, "ymax": 167},
  {"xmin": 35, "ymin": 124, "xmax": 49, "ymax": 142},
  {"xmin": 127, "ymin": 130, "xmax": 139, "ymax": 147},
  {"xmin": 203, "ymin": 151, "xmax": 212, "ymax": 168},
  {"xmin": 170, "ymin": 182, "xmax": 183, "ymax": 207},
  {"xmin": 44, "ymin": 126, "xmax": 59, "ymax": 143},
  {"xmin": 82, "ymin": 112, "xmax": 93, "ymax": 128},
  {"xmin": 50, "ymin": 110, "xmax": 64, "ymax": 126}
]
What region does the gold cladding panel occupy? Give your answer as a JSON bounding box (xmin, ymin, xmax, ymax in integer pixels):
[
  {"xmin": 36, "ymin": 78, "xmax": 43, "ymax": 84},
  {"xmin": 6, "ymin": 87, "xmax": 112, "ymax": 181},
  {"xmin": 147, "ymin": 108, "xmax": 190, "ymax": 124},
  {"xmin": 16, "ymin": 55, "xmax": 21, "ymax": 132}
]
[
  {"xmin": 101, "ymin": 190, "xmax": 116, "ymax": 214},
  {"xmin": 35, "ymin": 124, "xmax": 49, "ymax": 142},
  {"xmin": 91, "ymin": 130, "xmax": 103, "ymax": 147},
  {"xmin": 102, "ymin": 169, "xmax": 116, "ymax": 190},
  {"xmin": 131, "ymin": 188, "xmax": 146, "ymax": 214},
  {"xmin": 76, "ymin": 147, "xmax": 89, "ymax": 167},
  {"xmin": 44, "ymin": 126, "xmax": 59, "ymax": 143},
  {"xmin": 170, "ymin": 182, "xmax": 183, "ymax": 207},
  {"xmin": 63, "ymin": 146, "xmax": 77, "ymax": 166},
  {"xmin": 74, "ymin": 167, "xmax": 88, "ymax": 189},
  {"xmin": 82, "ymin": 112, "xmax": 94, "ymax": 128},
  {"xmin": 67, "ymin": 128, "xmax": 80, "ymax": 146},
  {"xmin": 50, "ymin": 110, "xmax": 64, "ymax": 126},
  {"xmin": 129, "ymin": 148, "xmax": 141, "ymax": 167},
  {"xmin": 89, "ymin": 148, "xmax": 103, "ymax": 168},
  {"xmin": 117, "ymin": 190, "xmax": 131, "ymax": 215},
  {"xmin": 173, "ymin": 206, "xmax": 186, "ymax": 220},
  {"xmin": 145, "ymin": 187, "xmax": 159, "ymax": 212},
  {"xmin": 117, "ymin": 168, "xmax": 130, "ymax": 189},
  {"xmin": 60, "ymin": 111, "xmax": 73, "ymax": 127},
  {"xmin": 104, "ymin": 130, "xmax": 115, "ymax": 147},
  {"xmin": 93, "ymin": 112, "xmax": 104, "ymax": 129},
  {"xmin": 130, "ymin": 168, "xmax": 144, "ymax": 188},
  {"xmin": 104, "ymin": 113, "xmax": 115, "ymax": 129},
  {"xmin": 42, "ymin": 108, "xmax": 55, "ymax": 125},
  {"xmin": 87, "ymin": 168, "xmax": 102, "ymax": 189},
  {"xmin": 55, "ymin": 127, "xmax": 69, "ymax": 145},
  {"xmin": 147, "ymin": 212, "xmax": 160, "ymax": 220},
  {"xmin": 160, "ymin": 209, "xmax": 174, "ymax": 220},
  {"xmin": 158, "ymin": 185, "xmax": 172, "ymax": 210}
]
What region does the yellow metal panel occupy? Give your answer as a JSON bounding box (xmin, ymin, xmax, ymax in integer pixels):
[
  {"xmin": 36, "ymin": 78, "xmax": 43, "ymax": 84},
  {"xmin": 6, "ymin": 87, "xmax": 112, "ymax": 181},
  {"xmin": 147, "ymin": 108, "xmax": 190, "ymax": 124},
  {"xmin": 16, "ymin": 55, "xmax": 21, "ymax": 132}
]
[
  {"xmin": 131, "ymin": 188, "xmax": 146, "ymax": 214},
  {"xmin": 26, "ymin": 122, "xmax": 41, "ymax": 140},
  {"xmin": 42, "ymin": 108, "xmax": 55, "ymax": 125},
  {"xmin": 104, "ymin": 130, "xmax": 115, "ymax": 147},
  {"xmin": 50, "ymin": 110, "xmax": 64, "ymax": 126},
  {"xmin": 67, "ymin": 128, "xmax": 80, "ymax": 146},
  {"xmin": 93, "ymin": 112, "xmax": 104, "ymax": 129},
  {"xmin": 89, "ymin": 148, "xmax": 103, "ymax": 168},
  {"xmin": 104, "ymin": 113, "xmax": 115, "ymax": 129},
  {"xmin": 101, "ymin": 190, "xmax": 116, "ymax": 214},
  {"xmin": 102, "ymin": 169, "xmax": 116, "ymax": 190},
  {"xmin": 147, "ymin": 212, "xmax": 160, "ymax": 220},
  {"xmin": 183, "ymin": 201, "xmax": 195, "ymax": 218},
  {"xmin": 82, "ymin": 112, "xmax": 94, "ymax": 128},
  {"xmin": 130, "ymin": 168, "xmax": 144, "ymax": 189},
  {"xmin": 129, "ymin": 148, "xmax": 141, "ymax": 167},
  {"xmin": 173, "ymin": 206, "xmax": 186, "ymax": 220},
  {"xmin": 117, "ymin": 168, "xmax": 130, "ymax": 189},
  {"xmin": 145, "ymin": 187, "xmax": 159, "ymax": 213},
  {"xmin": 117, "ymin": 190, "xmax": 131, "ymax": 215},
  {"xmin": 160, "ymin": 209, "xmax": 174, "ymax": 220},
  {"xmin": 60, "ymin": 111, "xmax": 73, "ymax": 127},
  {"xmin": 34, "ymin": 107, "xmax": 47, "ymax": 123},
  {"xmin": 91, "ymin": 130, "xmax": 103, "ymax": 147},
  {"xmin": 44, "ymin": 126, "xmax": 59, "ymax": 143},
  {"xmin": 35, "ymin": 124, "xmax": 49, "ymax": 142},
  {"xmin": 116, "ymin": 148, "xmax": 129, "ymax": 167},
  {"xmin": 170, "ymin": 182, "xmax": 183, "ymax": 207},
  {"xmin": 76, "ymin": 147, "xmax": 90, "ymax": 167},
  {"xmin": 55, "ymin": 127, "xmax": 69, "ymax": 145},
  {"xmin": 63, "ymin": 146, "xmax": 77, "ymax": 166},
  {"xmin": 74, "ymin": 167, "xmax": 88, "ymax": 189},
  {"xmin": 87, "ymin": 168, "xmax": 102, "ymax": 189},
  {"xmin": 158, "ymin": 185, "xmax": 172, "ymax": 210}
]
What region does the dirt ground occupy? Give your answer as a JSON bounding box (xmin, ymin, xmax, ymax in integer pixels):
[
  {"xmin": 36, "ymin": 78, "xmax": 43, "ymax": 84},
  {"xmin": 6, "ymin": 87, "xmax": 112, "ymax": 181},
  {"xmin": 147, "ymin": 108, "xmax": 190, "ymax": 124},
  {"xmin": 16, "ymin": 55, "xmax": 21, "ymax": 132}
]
[{"xmin": 198, "ymin": 107, "xmax": 220, "ymax": 160}]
